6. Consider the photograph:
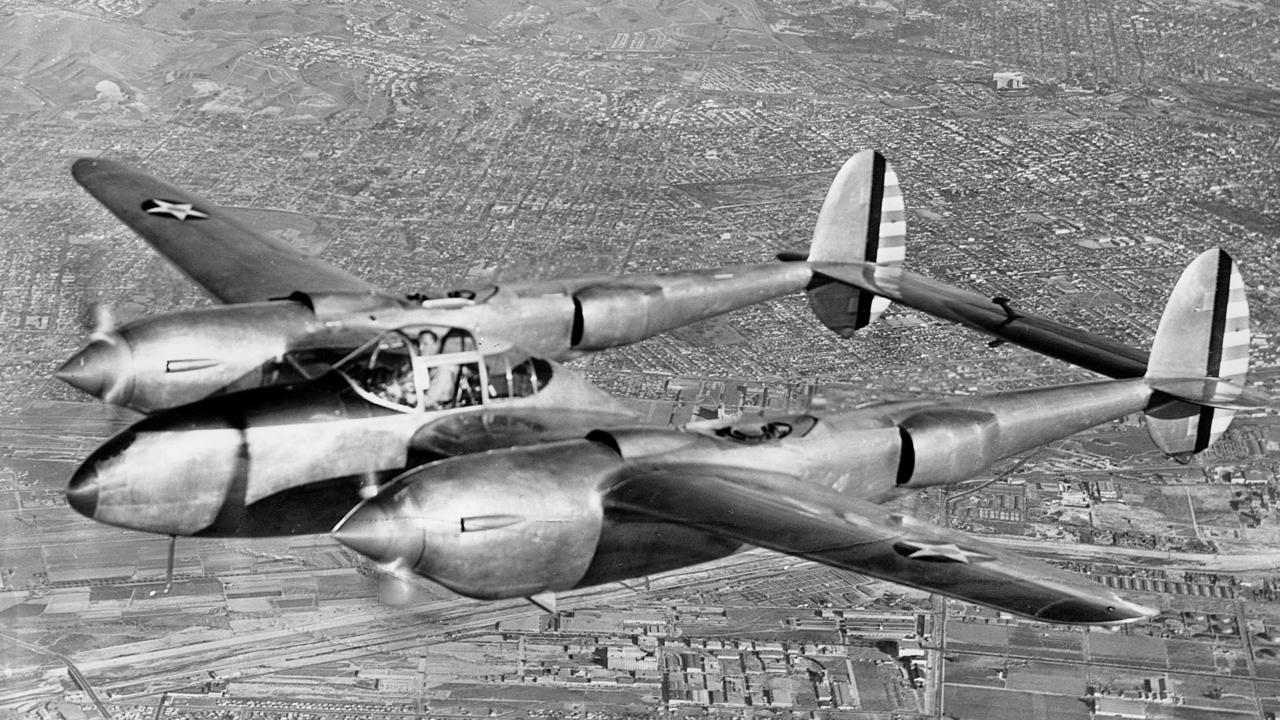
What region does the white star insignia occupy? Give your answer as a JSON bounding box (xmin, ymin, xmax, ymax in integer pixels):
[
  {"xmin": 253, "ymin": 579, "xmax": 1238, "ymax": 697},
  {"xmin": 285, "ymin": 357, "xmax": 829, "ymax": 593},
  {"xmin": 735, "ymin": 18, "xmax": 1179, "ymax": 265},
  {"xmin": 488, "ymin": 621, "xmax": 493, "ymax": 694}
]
[
  {"xmin": 894, "ymin": 541, "xmax": 993, "ymax": 564},
  {"xmin": 142, "ymin": 198, "xmax": 209, "ymax": 221}
]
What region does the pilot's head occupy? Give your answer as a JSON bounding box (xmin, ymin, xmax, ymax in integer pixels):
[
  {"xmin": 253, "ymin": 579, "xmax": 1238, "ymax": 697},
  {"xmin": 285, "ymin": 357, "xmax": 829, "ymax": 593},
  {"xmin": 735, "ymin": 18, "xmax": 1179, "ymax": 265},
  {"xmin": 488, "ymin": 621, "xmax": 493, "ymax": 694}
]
[{"xmin": 417, "ymin": 331, "xmax": 439, "ymax": 355}]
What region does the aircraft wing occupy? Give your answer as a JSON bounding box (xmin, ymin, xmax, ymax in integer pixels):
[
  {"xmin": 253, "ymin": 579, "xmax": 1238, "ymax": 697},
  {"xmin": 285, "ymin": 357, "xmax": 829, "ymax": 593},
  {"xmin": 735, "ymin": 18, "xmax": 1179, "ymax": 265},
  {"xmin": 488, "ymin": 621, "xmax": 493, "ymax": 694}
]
[
  {"xmin": 73, "ymin": 158, "xmax": 381, "ymax": 304},
  {"xmin": 606, "ymin": 464, "xmax": 1155, "ymax": 624},
  {"xmin": 806, "ymin": 261, "xmax": 1150, "ymax": 379}
]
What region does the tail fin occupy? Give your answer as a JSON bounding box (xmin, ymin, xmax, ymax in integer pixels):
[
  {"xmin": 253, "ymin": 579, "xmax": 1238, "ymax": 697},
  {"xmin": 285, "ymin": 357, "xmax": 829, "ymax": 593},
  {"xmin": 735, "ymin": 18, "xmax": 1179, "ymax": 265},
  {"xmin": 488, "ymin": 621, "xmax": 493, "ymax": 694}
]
[
  {"xmin": 1144, "ymin": 249, "xmax": 1253, "ymax": 458},
  {"xmin": 806, "ymin": 150, "xmax": 906, "ymax": 337}
]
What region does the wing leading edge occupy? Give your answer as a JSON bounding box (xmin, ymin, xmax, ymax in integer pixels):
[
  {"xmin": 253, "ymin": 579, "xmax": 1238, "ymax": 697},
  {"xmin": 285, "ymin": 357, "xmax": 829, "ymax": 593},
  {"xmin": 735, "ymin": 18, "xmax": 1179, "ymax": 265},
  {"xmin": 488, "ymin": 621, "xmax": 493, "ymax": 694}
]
[
  {"xmin": 73, "ymin": 158, "xmax": 381, "ymax": 304},
  {"xmin": 607, "ymin": 465, "xmax": 1155, "ymax": 625}
]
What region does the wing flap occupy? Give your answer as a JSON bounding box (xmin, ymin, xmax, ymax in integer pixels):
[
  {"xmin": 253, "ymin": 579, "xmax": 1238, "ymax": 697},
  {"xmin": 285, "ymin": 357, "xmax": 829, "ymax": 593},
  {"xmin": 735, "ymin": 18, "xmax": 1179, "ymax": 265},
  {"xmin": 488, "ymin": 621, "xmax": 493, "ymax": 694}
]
[
  {"xmin": 73, "ymin": 158, "xmax": 381, "ymax": 304},
  {"xmin": 607, "ymin": 465, "xmax": 1155, "ymax": 624}
]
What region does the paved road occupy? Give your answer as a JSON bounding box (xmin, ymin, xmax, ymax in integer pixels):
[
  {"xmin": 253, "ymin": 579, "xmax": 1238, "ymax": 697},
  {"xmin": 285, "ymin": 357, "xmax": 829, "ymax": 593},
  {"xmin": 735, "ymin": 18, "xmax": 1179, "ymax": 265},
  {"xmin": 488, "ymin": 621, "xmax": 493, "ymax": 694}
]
[
  {"xmin": 980, "ymin": 535, "xmax": 1280, "ymax": 572},
  {"xmin": 0, "ymin": 631, "xmax": 112, "ymax": 719}
]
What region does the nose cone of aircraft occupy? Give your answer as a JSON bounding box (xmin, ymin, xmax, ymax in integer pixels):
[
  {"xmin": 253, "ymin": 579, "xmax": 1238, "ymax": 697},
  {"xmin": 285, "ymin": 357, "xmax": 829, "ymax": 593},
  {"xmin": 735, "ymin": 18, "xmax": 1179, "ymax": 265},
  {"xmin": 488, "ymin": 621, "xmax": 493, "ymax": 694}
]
[
  {"xmin": 66, "ymin": 461, "xmax": 100, "ymax": 519},
  {"xmin": 56, "ymin": 336, "xmax": 131, "ymax": 402},
  {"xmin": 332, "ymin": 498, "xmax": 418, "ymax": 567}
]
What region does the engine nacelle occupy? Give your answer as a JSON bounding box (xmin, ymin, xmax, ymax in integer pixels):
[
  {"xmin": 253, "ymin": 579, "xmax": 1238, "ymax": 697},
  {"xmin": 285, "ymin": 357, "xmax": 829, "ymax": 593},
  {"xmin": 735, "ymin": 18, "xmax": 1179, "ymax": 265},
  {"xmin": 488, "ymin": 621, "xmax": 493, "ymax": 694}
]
[
  {"xmin": 59, "ymin": 294, "xmax": 402, "ymax": 412},
  {"xmin": 67, "ymin": 374, "xmax": 417, "ymax": 538},
  {"xmin": 896, "ymin": 408, "xmax": 1000, "ymax": 488},
  {"xmin": 337, "ymin": 440, "xmax": 624, "ymax": 599},
  {"xmin": 571, "ymin": 284, "xmax": 664, "ymax": 351},
  {"xmin": 102, "ymin": 302, "xmax": 315, "ymax": 411}
]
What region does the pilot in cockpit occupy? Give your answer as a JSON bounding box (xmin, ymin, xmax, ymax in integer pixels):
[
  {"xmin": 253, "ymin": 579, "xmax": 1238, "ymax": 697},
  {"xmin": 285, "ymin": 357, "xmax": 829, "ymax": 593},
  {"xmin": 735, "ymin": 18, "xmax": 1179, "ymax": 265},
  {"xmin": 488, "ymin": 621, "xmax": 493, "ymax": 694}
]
[
  {"xmin": 417, "ymin": 330, "xmax": 455, "ymax": 408},
  {"xmin": 384, "ymin": 354, "xmax": 418, "ymax": 407}
]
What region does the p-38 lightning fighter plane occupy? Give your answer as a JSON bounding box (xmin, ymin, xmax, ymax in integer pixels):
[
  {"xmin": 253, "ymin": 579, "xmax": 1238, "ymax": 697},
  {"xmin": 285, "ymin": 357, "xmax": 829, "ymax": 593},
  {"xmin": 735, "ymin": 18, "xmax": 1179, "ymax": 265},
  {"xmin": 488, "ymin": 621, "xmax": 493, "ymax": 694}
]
[
  {"xmin": 59, "ymin": 150, "xmax": 924, "ymax": 534},
  {"xmin": 62, "ymin": 151, "xmax": 1266, "ymax": 624},
  {"xmin": 59, "ymin": 158, "xmax": 823, "ymax": 414},
  {"xmin": 328, "ymin": 245, "xmax": 1263, "ymax": 625},
  {"xmin": 64, "ymin": 149, "xmax": 1163, "ymax": 414}
]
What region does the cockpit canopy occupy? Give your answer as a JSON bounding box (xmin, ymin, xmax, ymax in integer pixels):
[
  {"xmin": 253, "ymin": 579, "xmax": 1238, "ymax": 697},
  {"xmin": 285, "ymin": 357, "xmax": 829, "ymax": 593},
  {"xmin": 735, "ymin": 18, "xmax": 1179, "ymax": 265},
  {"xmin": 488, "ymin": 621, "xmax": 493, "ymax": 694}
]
[{"xmin": 334, "ymin": 328, "xmax": 553, "ymax": 412}]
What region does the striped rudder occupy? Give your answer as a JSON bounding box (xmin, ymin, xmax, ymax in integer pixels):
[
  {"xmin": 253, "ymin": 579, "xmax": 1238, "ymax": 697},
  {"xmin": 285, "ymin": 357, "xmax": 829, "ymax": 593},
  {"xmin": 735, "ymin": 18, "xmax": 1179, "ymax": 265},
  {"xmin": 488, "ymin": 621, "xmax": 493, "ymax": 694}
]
[
  {"xmin": 1145, "ymin": 249, "xmax": 1250, "ymax": 458},
  {"xmin": 807, "ymin": 150, "xmax": 906, "ymax": 337}
]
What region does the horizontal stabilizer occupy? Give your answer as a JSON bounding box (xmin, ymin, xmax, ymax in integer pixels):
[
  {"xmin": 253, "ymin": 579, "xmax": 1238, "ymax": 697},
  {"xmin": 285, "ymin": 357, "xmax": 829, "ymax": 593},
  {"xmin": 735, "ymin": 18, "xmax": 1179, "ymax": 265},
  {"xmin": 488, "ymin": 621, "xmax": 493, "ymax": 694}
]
[
  {"xmin": 1146, "ymin": 377, "xmax": 1270, "ymax": 411},
  {"xmin": 607, "ymin": 464, "xmax": 1154, "ymax": 625},
  {"xmin": 809, "ymin": 261, "xmax": 1151, "ymax": 379}
]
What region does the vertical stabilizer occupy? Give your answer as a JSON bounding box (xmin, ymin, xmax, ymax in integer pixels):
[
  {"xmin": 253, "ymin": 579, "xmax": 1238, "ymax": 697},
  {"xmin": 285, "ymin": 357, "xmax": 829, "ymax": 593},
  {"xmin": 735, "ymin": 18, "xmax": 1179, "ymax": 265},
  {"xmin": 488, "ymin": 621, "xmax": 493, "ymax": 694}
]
[
  {"xmin": 1144, "ymin": 249, "xmax": 1250, "ymax": 458},
  {"xmin": 807, "ymin": 150, "xmax": 906, "ymax": 337}
]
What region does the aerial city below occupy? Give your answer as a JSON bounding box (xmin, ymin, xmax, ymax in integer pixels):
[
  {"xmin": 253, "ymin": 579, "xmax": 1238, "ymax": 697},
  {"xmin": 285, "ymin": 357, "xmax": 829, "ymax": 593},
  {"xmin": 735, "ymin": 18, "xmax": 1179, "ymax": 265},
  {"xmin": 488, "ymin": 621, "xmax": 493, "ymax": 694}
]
[{"xmin": 2, "ymin": 1, "xmax": 1280, "ymax": 719}]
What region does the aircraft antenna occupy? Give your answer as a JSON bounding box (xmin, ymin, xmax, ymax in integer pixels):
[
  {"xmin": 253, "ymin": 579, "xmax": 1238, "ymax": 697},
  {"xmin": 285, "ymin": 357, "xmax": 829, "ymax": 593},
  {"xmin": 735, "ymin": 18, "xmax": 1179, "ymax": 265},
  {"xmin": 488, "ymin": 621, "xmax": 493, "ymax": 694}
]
[{"xmin": 149, "ymin": 535, "xmax": 177, "ymax": 597}]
